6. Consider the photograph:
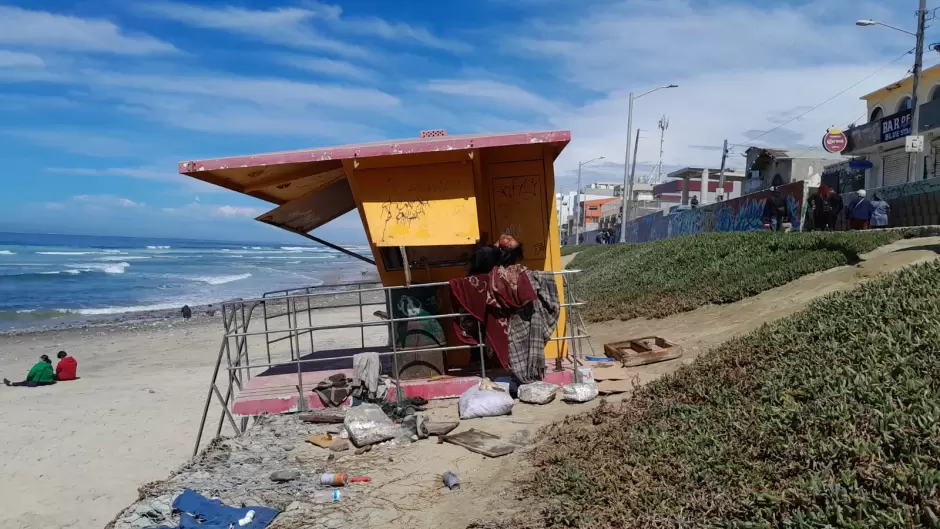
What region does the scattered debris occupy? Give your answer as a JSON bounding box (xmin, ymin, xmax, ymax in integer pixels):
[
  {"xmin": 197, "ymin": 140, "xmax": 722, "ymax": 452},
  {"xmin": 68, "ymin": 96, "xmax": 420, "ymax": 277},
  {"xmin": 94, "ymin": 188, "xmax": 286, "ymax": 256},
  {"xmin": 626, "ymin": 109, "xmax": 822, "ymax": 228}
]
[
  {"xmin": 297, "ymin": 409, "xmax": 346, "ymax": 424},
  {"xmin": 459, "ymin": 381, "xmax": 514, "ymax": 419},
  {"xmin": 441, "ymin": 429, "xmax": 515, "ymax": 458},
  {"xmin": 518, "ymin": 382, "xmax": 558, "ymax": 404},
  {"xmin": 269, "ymin": 470, "xmax": 301, "ymax": 483},
  {"xmin": 306, "ymin": 433, "xmax": 335, "ymax": 449},
  {"xmin": 344, "ymin": 403, "xmax": 398, "ymax": 448},
  {"xmin": 604, "ymin": 336, "xmax": 683, "ymax": 367},
  {"xmin": 329, "ymin": 439, "xmax": 351, "ymax": 452},
  {"xmin": 443, "ymin": 471, "xmax": 461, "ymax": 490},
  {"xmin": 318, "ymin": 472, "xmax": 348, "ymax": 486},
  {"xmin": 562, "ymin": 382, "xmax": 598, "ymax": 403},
  {"xmin": 424, "ymin": 421, "xmax": 459, "ymax": 437}
]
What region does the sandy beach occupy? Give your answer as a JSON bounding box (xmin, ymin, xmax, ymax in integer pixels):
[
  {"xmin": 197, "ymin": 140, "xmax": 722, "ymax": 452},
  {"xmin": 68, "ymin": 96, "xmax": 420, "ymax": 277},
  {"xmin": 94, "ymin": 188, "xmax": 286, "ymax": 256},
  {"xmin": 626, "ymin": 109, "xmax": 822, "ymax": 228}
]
[{"xmin": 0, "ymin": 316, "xmax": 224, "ymax": 529}]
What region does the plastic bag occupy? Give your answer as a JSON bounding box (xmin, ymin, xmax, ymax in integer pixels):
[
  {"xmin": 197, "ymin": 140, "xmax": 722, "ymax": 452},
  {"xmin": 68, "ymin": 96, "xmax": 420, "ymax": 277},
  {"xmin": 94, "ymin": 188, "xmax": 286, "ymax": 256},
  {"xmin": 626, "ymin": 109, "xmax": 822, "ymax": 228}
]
[
  {"xmin": 459, "ymin": 382, "xmax": 514, "ymax": 419},
  {"xmin": 562, "ymin": 382, "xmax": 598, "ymax": 403},
  {"xmin": 518, "ymin": 382, "xmax": 558, "ymax": 405},
  {"xmin": 344, "ymin": 403, "xmax": 398, "ymax": 447}
]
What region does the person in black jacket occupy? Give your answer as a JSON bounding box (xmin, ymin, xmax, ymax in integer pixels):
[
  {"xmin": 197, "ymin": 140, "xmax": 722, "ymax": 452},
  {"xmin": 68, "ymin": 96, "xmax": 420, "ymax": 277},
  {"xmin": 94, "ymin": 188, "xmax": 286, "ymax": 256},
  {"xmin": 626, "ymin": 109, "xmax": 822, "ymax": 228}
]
[
  {"xmin": 762, "ymin": 188, "xmax": 792, "ymax": 232},
  {"xmin": 467, "ymin": 234, "xmax": 524, "ymax": 276}
]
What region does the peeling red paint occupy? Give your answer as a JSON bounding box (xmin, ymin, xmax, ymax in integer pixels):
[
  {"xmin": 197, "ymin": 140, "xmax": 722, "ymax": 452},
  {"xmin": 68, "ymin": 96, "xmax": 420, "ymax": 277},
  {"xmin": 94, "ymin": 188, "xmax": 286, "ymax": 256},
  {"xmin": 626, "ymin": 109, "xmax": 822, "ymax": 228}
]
[{"xmin": 178, "ymin": 130, "xmax": 571, "ymax": 175}]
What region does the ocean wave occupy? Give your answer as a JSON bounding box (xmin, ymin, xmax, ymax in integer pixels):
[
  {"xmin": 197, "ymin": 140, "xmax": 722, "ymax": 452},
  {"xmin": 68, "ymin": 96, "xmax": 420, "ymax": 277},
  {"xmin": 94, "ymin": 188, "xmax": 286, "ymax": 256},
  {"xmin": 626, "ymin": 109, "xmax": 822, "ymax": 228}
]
[
  {"xmin": 50, "ymin": 302, "xmax": 185, "ymax": 316},
  {"xmin": 99, "ymin": 256, "xmax": 150, "ymax": 261},
  {"xmin": 187, "ymin": 273, "xmax": 252, "ymax": 285},
  {"xmin": 39, "ymin": 269, "xmax": 82, "ymax": 275},
  {"xmin": 38, "ymin": 251, "xmax": 99, "ymax": 255},
  {"xmin": 0, "ymin": 250, "xmax": 14, "ymax": 255},
  {"xmin": 146, "ymin": 245, "xmax": 171, "ymax": 250},
  {"xmin": 77, "ymin": 262, "xmax": 130, "ymax": 274}
]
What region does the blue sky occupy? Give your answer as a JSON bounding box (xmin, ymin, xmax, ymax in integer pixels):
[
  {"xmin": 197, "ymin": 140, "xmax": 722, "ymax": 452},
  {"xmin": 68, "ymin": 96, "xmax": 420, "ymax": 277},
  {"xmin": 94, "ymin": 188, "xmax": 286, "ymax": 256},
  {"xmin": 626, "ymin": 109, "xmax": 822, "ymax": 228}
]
[{"xmin": 0, "ymin": 0, "xmax": 925, "ymax": 243}]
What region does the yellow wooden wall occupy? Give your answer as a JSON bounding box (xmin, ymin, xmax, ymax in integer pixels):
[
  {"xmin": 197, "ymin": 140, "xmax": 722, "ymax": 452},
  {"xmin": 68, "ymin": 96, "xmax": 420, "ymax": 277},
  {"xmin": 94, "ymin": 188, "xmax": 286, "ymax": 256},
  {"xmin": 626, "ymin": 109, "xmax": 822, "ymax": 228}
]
[{"xmin": 342, "ymin": 144, "xmax": 568, "ymax": 361}]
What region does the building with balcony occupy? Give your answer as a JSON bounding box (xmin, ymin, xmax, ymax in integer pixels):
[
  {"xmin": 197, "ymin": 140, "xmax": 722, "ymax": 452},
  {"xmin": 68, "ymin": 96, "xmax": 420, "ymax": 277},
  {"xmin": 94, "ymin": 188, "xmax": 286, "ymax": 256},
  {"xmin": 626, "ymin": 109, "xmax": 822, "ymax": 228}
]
[
  {"xmin": 842, "ymin": 63, "xmax": 940, "ymax": 187},
  {"xmin": 742, "ymin": 148, "xmax": 847, "ymax": 193},
  {"xmin": 653, "ymin": 167, "xmax": 745, "ymax": 206}
]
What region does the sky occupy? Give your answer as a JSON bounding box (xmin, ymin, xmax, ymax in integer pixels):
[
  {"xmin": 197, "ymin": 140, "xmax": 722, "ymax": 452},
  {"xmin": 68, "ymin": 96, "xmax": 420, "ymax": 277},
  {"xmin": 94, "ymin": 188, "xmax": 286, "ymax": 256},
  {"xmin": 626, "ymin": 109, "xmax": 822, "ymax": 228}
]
[{"xmin": 0, "ymin": 0, "xmax": 930, "ymax": 244}]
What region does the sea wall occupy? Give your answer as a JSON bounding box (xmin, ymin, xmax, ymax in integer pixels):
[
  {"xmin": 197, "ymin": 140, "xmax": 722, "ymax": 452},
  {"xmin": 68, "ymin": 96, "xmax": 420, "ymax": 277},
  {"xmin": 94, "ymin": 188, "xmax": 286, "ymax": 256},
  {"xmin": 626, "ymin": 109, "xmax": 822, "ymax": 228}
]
[{"xmin": 622, "ymin": 181, "xmax": 807, "ymax": 244}]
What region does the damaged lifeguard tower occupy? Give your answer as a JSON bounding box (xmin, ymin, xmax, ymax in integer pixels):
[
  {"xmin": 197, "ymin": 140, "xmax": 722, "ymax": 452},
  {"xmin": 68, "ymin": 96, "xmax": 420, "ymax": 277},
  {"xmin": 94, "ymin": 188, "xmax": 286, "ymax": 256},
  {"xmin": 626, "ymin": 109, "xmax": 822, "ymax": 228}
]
[{"xmin": 180, "ymin": 130, "xmax": 588, "ymax": 455}]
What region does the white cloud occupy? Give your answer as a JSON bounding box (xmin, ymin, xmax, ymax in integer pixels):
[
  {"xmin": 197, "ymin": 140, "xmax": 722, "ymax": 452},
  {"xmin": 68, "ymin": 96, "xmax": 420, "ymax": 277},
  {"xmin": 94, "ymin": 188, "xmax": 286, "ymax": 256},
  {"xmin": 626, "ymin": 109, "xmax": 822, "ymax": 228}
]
[
  {"xmin": 70, "ymin": 194, "xmax": 145, "ymax": 208},
  {"xmin": 161, "ymin": 202, "xmax": 262, "ymax": 219},
  {"xmin": 423, "ymin": 79, "xmax": 559, "ymax": 114},
  {"xmin": 137, "ymin": 2, "xmax": 468, "ymax": 55},
  {"xmin": 216, "ymin": 205, "xmax": 260, "ymax": 217},
  {"xmin": 10, "ymin": 130, "xmax": 132, "ymax": 157},
  {"xmin": 488, "ymin": 0, "xmax": 915, "ymax": 186},
  {"xmin": 338, "ymin": 17, "xmax": 471, "ymax": 53},
  {"xmin": 0, "ymin": 50, "xmax": 44, "ymax": 68},
  {"xmin": 0, "ymin": 6, "xmax": 176, "ymax": 55},
  {"xmin": 137, "ymin": 2, "xmax": 363, "ymax": 57},
  {"xmin": 281, "ymin": 56, "xmax": 377, "ymax": 81}
]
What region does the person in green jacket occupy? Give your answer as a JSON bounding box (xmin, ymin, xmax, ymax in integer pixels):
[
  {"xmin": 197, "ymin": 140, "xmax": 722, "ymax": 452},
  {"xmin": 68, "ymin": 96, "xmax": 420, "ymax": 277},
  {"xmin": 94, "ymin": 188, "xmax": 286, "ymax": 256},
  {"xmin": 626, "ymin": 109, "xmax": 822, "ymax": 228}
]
[{"xmin": 4, "ymin": 354, "xmax": 56, "ymax": 387}]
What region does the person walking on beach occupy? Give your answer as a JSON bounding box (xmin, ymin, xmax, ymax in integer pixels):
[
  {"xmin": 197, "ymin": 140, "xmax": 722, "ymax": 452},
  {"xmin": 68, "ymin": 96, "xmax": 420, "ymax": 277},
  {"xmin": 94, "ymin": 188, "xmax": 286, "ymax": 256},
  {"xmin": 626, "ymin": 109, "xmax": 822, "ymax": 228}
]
[
  {"xmin": 4, "ymin": 354, "xmax": 55, "ymax": 387},
  {"xmin": 54, "ymin": 351, "xmax": 78, "ymax": 381},
  {"xmin": 847, "ymin": 189, "xmax": 875, "ymax": 230},
  {"xmin": 870, "ymin": 192, "xmax": 891, "ymax": 229}
]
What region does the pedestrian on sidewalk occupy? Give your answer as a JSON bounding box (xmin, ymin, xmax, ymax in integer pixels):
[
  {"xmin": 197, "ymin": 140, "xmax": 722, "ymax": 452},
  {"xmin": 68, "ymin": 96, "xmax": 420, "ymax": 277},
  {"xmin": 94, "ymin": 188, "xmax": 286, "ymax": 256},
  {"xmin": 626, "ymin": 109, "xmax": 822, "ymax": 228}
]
[
  {"xmin": 846, "ymin": 189, "xmax": 875, "ymax": 230},
  {"xmin": 870, "ymin": 192, "xmax": 891, "ymax": 229}
]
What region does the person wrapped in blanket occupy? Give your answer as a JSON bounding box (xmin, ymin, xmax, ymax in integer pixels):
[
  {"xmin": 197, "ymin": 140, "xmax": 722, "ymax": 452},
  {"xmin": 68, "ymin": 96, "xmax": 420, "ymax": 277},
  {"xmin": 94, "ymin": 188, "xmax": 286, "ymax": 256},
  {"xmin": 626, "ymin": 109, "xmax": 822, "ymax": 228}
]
[{"xmin": 453, "ymin": 234, "xmax": 560, "ymax": 389}]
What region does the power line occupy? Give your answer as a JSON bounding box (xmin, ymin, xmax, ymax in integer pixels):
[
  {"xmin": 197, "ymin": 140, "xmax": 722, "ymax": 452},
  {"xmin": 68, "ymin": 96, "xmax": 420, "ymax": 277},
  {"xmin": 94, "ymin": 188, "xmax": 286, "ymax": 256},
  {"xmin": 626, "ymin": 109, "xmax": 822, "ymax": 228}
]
[{"xmin": 728, "ymin": 47, "xmax": 916, "ymax": 149}]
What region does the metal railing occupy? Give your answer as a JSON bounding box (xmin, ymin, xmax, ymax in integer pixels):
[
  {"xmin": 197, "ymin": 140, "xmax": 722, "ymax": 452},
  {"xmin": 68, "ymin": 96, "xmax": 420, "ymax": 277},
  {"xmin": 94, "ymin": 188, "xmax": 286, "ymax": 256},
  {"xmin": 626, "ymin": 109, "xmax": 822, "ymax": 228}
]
[{"xmin": 192, "ymin": 269, "xmax": 590, "ymax": 457}]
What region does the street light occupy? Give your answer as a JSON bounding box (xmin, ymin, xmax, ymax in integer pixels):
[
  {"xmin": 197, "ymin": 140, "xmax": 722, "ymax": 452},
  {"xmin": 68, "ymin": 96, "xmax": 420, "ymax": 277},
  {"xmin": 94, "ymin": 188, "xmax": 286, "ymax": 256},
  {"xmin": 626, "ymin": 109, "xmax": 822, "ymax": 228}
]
[
  {"xmin": 855, "ymin": 19, "xmax": 917, "ymax": 36},
  {"xmin": 618, "ymin": 84, "xmax": 678, "ymax": 243},
  {"xmin": 575, "ymin": 156, "xmax": 605, "ymax": 246},
  {"xmin": 856, "ymin": 3, "xmax": 926, "ymax": 184}
]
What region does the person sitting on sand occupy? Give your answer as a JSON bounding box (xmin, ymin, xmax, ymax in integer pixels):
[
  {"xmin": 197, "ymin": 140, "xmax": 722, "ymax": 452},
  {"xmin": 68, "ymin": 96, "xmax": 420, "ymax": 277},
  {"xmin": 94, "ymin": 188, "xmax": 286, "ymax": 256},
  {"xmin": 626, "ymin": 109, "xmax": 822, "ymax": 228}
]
[
  {"xmin": 4, "ymin": 354, "xmax": 56, "ymax": 387},
  {"xmin": 55, "ymin": 350, "xmax": 77, "ymax": 381},
  {"xmin": 181, "ymin": 305, "xmax": 192, "ymax": 319}
]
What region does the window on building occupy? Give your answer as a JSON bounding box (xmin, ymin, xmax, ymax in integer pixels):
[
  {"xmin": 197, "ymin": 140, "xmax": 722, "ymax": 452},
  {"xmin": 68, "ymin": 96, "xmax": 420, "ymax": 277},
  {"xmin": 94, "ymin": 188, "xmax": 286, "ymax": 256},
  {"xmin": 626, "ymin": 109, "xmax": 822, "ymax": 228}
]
[
  {"xmin": 869, "ymin": 107, "xmax": 883, "ymax": 122},
  {"xmin": 930, "ymin": 85, "xmax": 940, "ymax": 102},
  {"xmin": 897, "ymin": 96, "xmax": 913, "ymax": 112}
]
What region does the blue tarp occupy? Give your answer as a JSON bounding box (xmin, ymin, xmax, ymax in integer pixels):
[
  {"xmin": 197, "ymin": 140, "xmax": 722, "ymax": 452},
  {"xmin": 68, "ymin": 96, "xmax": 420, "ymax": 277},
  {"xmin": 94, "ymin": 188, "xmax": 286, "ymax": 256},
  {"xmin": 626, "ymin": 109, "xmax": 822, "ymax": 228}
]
[{"xmin": 154, "ymin": 489, "xmax": 279, "ymax": 529}]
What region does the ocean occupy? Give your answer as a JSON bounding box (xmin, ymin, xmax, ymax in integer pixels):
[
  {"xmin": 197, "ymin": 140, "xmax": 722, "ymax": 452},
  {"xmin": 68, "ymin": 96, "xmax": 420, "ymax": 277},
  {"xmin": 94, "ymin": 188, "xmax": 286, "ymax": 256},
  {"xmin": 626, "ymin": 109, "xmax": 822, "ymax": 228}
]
[{"xmin": 0, "ymin": 232, "xmax": 375, "ymax": 332}]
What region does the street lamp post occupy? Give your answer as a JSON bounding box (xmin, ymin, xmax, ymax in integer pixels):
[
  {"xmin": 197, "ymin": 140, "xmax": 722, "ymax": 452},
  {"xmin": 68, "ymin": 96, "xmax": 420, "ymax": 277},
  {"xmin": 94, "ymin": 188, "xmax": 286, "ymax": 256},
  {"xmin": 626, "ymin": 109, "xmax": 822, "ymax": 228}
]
[
  {"xmin": 575, "ymin": 156, "xmax": 605, "ymax": 246},
  {"xmin": 619, "ymin": 84, "xmax": 678, "ymax": 243},
  {"xmin": 856, "ymin": 0, "xmax": 927, "ymax": 183}
]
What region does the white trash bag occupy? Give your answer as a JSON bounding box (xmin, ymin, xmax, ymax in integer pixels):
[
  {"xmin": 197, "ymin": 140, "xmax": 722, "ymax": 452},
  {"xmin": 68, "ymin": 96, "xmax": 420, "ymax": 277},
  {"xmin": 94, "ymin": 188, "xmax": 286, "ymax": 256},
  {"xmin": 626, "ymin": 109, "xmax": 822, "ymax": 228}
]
[
  {"xmin": 459, "ymin": 380, "xmax": 514, "ymax": 419},
  {"xmin": 562, "ymin": 382, "xmax": 598, "ymax": 403},
  {"xmin": 518, "ymin": 381, "xmax": 558, "ymax": 405}
]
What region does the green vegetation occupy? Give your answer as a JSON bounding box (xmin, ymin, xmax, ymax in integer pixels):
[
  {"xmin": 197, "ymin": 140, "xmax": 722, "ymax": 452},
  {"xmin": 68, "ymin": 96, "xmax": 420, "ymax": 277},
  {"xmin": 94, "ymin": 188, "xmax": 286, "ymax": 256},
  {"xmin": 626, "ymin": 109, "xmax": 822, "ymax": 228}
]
[
  {"xmin": 522, "ymin": 259, "xmax": 940, "ymax": 528},
  {"xmin": 568, "ymin": 230, "xmax": 926, "ymax": 322}
]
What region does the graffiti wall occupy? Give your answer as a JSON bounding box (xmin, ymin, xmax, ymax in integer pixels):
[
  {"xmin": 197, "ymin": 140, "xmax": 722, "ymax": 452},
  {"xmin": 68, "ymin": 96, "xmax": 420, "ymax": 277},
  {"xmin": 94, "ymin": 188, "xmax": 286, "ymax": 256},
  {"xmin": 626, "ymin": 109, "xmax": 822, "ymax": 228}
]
[
  {"xmin": 622, "ymin": 181, "xmax": 807, "ymax": 244},
  {"xmin": 833, "ymin": 176, "xmax": 940, "ymax": 231}
]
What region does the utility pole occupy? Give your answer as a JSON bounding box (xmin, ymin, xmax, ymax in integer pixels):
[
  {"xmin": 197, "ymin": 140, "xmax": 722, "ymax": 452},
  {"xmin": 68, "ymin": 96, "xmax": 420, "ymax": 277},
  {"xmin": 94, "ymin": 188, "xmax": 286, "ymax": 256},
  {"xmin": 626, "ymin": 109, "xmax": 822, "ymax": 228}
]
[
  {"xmin": 619, "ymin": 92, "xmax": 635, "ymax": 243},
  {"xmin": 575, "ymin": 164, "xmax": 583, "ymax": 246},
  {"xmin": 909, "ymin": 0, "xmax": 927, "ymax": 182},
  {"xmin": 717, "ymin": 139, "xmax": 729, "ymax": 201},
  {"xmin": 627, "ymin": 129, "xmax": 640, "ymax": 220},
  {"xmin": 656, "ymin": 115, "xmax": 669, "ymax": 184}
]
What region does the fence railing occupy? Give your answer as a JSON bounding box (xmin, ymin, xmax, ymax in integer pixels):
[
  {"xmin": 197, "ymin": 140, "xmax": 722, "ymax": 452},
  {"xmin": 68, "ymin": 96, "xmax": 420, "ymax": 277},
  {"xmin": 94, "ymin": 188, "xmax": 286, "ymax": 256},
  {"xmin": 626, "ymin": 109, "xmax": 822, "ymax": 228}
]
[{"xmin": 192, "ymin": 269, "xmax": 591, "ymax": 456}]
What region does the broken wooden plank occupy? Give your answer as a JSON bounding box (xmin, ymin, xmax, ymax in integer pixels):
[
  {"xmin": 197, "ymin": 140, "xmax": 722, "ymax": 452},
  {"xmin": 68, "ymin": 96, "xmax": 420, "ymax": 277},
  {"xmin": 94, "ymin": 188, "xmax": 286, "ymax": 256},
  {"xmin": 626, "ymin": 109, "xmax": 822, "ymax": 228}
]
[
  {"xmin": 441, "ymin": 428, "xmax": 515, "ymax": 458},
  {"xmin": 298, "ymin": 409, "xmax": 347, "ymax": 423},
  {"xmin": 425, "ymin": 421, "xmax": 459, "ymax": 437}
]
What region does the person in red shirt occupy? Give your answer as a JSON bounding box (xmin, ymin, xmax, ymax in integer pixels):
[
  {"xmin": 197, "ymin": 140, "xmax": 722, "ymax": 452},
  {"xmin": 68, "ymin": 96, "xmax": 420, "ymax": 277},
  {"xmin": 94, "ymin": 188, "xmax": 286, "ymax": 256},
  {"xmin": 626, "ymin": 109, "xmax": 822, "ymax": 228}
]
[{"xmin": 54, "ymin": 351, "xmax": 78, "ymax": 381}]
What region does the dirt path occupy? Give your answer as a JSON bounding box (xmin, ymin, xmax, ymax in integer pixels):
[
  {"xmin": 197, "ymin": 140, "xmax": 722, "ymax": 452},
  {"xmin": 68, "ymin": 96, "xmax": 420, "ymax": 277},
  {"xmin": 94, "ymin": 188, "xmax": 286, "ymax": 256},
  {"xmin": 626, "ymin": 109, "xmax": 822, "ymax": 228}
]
[{"xmin": 586, "ymin": 236, "xmax": 940, "ymax": 374}]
